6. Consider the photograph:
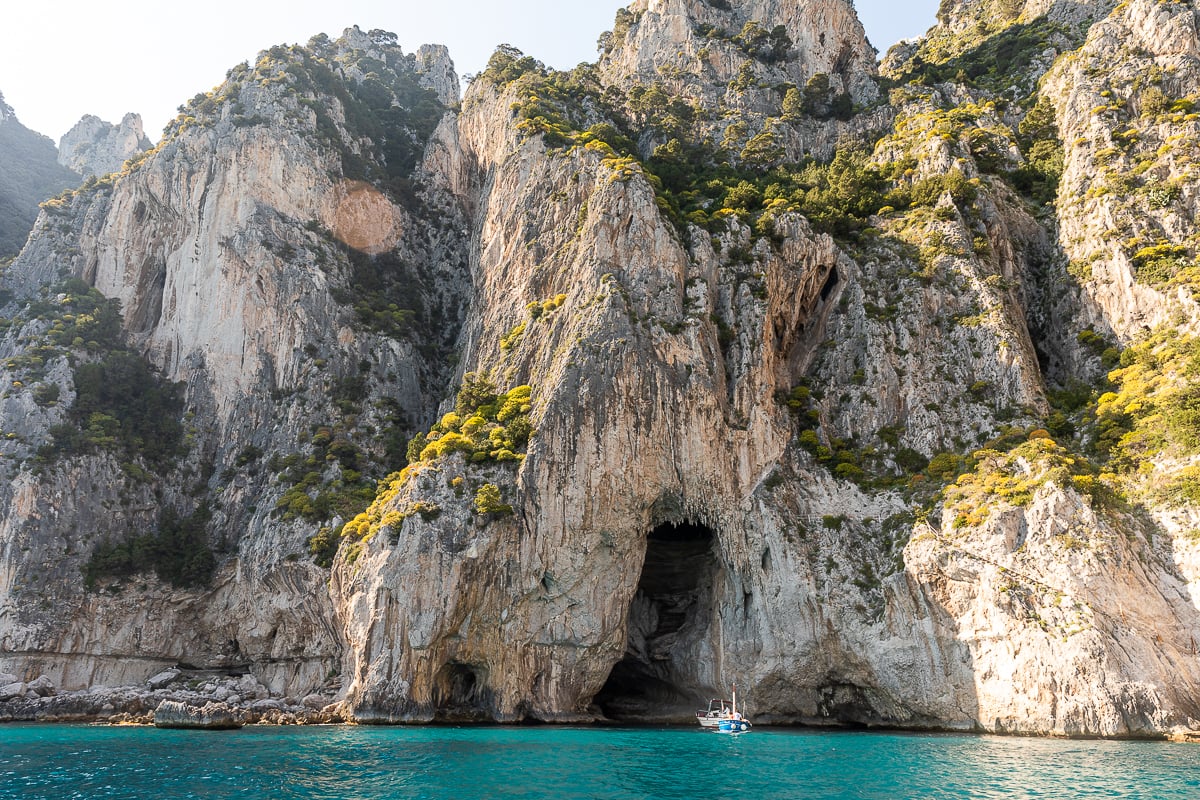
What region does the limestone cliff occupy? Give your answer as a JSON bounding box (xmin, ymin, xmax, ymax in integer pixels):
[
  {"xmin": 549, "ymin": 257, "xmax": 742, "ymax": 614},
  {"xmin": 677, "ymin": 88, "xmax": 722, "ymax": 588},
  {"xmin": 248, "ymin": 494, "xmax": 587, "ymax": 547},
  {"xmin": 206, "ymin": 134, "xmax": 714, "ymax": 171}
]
[
  {"xmin": 58, "ymin": 113, "xmax": 153, "ymax": 179},
  {"xmin": 2, "ymin": 2, "xmax": 1200, "ymax": 738},
  {"xmin": 598, "ymin": 0, "xmax": 878, "ymax": 101},
  {"xmin": 934, "ymin": 0, "xmax": 1120, "ymax": 34},
  {"xmin": 1042, "ymin": 0, "xmax": 1200, "ymax": 340},
  {"xmin": 0, "ymin": 27, "xmax": 468, "ymax": 696}
]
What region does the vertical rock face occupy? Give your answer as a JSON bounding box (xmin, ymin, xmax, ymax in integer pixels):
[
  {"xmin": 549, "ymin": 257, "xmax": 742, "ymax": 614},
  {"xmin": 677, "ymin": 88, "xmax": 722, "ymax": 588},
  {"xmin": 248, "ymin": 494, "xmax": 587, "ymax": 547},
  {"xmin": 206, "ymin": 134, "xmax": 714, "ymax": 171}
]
[
  {"xmin": 1042, "ymin": 0, "xmax": 1200, "ymax": 340},
  {"xmin": 0, "ymin": 28, "xmax": 469, "ymax": 697},
  {"xmin": 326, "ymin": 0, "xmax": 1200, "ymax": 735},
  {"xmin": 600, "ymin": 0, "xmax": 878, "ymax": 112},
  {"xmin": 333, "ymin": 86, "xmax": 844, "ymax": 717},
  {"xmin": 3, "ymin": 4, "xmax": 1200, "ymax": 737},
  {"xmin": 934, "ymin": 0, "xmax": 1119, "ymax": 34},
  {"xmin": 58, "ymin": 114, "xmax": 153, "ymax": 179},
  {"xmin": 415, "ymin": 45, "xmax": 460, "ymax": 105}
]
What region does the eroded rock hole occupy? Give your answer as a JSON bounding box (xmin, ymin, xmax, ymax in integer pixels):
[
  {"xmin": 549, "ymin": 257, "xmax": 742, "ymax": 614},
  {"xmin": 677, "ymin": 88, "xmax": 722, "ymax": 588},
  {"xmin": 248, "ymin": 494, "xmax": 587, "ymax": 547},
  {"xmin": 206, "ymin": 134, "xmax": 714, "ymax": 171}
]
[
  {"xmin": 595, "ymin": 521, "xmax": 720, "ymax": 722},
  {"xmin": 432, "ymin": 662, "xmax": 491, "ymax": 722},
  {"xmin": 819, "ymin": 266, "xmax": 839, "ymax": 301}
]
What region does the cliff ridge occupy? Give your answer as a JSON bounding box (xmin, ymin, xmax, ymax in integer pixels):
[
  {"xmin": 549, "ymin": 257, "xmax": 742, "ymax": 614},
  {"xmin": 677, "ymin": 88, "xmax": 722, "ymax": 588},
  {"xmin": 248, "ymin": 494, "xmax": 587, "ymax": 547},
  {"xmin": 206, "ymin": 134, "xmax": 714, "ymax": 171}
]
[{"xmin": 1, "ymin": 4, "xmax": 1200, "ymax": 737}]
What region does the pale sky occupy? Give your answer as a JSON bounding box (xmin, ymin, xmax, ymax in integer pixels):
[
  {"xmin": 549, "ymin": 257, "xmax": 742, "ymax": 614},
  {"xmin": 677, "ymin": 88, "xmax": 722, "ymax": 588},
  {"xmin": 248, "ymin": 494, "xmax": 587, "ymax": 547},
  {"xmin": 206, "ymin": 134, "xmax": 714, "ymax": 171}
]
[{"xmin": 0, "ymin": 1, "xmax": 938, "ymax": 143}]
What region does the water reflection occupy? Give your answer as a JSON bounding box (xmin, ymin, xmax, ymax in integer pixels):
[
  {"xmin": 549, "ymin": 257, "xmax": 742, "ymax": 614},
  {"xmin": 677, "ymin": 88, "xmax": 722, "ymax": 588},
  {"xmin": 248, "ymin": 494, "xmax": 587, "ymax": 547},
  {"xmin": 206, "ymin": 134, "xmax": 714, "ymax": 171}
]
[{"xmin": 2, "ymin": 725, "xmax": 1198, "ymax": 800}]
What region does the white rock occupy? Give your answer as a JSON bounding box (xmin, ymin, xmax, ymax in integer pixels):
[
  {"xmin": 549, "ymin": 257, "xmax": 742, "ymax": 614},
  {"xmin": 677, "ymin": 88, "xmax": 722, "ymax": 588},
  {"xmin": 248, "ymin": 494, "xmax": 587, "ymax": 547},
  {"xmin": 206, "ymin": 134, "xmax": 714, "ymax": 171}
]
[
  {"xmin": 153, "ymin": 699, "xmax": 244, "ymax": 730},
  {"xmin": 0, "ymin": 682, "xmax": 26, "ymax": 701},
  {"xmin": 146, "ymin": 669, "xmax": 181, "ymax": 689},
  {"xmin": 27, "ymin": 675, "xmax": 55, "ymax": 696},
  {"xmin": 57, "ymin": 112, "xmax": 151, "ymax": 178}
]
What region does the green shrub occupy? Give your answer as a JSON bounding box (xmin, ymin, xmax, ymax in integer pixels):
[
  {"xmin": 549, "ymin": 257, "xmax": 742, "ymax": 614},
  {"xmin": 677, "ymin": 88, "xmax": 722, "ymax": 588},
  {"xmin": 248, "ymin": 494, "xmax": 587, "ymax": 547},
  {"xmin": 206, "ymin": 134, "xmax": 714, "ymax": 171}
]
[
  {"xmin": 307, "ymin": 525, "xmax": 342, "ymax": 568},
  {"xmin": 272, "ymin": 426, "xmax": 375, "ymax": 525},
  {"xmin": 1131, "ymin": 243, "xmax": 1190, "ymax": 287},
  {"xmin": 927, "ymin": 452, "xmax": 967, "ymax": 481},
  {"xmin": 407, "ymin": 376, "xmax": 535, "ymax": 469},
  {"xmin": 500, "ymin": 322, "xmax": 526, "ymax": 350},
  {"xmin": 895, "ymin": 447, "xmax": 929, "ymax": 473},
  {"xmin": 1008, "ymin": 97, "xmax": 1063, "ymax": 205},
  {"xmin": 235, "ymin": 445, "xmax": 264, "ymax": 466},
  {"xmin": 474, "ymin": 483, "xmax": 513, "ymax": 515},
  {"xmin": 32, "ymin": 382, "xmax": 59, "ymax": 406},
  {"xmin": 834, "ymin": 462, "xmax": 866, "ymax": 481}
]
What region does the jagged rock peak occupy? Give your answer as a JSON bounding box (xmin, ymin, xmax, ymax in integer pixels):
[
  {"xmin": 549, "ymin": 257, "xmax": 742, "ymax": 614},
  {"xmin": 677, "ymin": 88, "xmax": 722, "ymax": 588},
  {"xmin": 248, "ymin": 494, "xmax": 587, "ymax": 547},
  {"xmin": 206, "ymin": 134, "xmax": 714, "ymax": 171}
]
[
  {"xmin": 301, "ymin": 27, "xmax": 458, "ymax": 105},
  {"xmin": 0, "ymin": 91, "xmax": 11, "ymax": 124},
  {"xmin": 598, "ymin": 0, "xmax": 878, "ymax": 103},
  {"xmin": 333, "ymin": 24, "xmax": 399, "ymax": 56},
  {"xmin": 415, "ymin": 44, "xmax": 460, "ymax": 106},
  {"xmin": 57, "ymin": 113, "xmax": 152, "ymax": 179},
  {"xmin": 935, "ymin": 0, "xmax": 1120, "ymax": 35},
  {"xmin": 881, "ymin": 0, "xmax": 1120, "ymax": 83}
]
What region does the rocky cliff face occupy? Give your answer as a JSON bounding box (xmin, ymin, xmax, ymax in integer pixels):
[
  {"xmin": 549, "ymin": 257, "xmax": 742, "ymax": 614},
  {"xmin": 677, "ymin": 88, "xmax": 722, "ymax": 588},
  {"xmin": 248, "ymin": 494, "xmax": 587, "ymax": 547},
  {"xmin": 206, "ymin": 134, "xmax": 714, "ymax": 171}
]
[
  {"xmin": 934, "ymin": 0, "xmax": 1119, "ymax": 34},
  {"xmin": 599, "ymin": 0, "xmax": 878, "ymax": 99},
  {"xmin": 1042, "ymin": 0, "xmax": 1200, "ymax": 340},
  {"xmin": 58, "ymin": 113, "xmax": 152, "ymax": 179},
  {"xmin": 0, "ymin": 27, "xmax": 468, "ymax": 696},
  {"xmin": 2, "ymin": 3, "xmax": 1200, "ymax": 737},
  {"xmin": 0, "ymin": 92, "xmax": 80, "ymax": 258}
]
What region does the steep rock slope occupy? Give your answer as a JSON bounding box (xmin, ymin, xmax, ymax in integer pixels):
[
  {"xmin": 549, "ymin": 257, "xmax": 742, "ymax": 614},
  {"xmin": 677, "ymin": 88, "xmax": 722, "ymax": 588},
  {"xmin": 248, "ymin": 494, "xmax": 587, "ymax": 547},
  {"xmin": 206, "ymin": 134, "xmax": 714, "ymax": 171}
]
[
  {"xmin": 2, "ymin": 2, "xmax": 1200, "ymax": 737},
  {"xmin": 324, "ymin": 0, "xmax": 1200, "ymax": 734},
  {"xmin": 1043, "ymin": 0, "xmax": 1200, "ymax": 338},
  {"xmin": 0, "ymin": 93, "xmax": 80, "ymax": 259},
  {"xmin": 598, "ymin": 0, "xmax": 878, "ymax": 101},
  {"xmin": 0, "ymin": 28, "xmax": 469, "ymax": 696}
]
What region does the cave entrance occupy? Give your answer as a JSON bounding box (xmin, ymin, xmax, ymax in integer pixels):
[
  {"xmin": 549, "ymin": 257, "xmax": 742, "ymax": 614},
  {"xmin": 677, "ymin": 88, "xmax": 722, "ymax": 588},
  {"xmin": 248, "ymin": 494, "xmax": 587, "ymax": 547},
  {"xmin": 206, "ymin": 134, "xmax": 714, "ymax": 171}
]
[
  {"xmin": 432, "ymin": 662, "xmax": 491, "ymax": 722},
  {"xmin": 594, "ymin": 521, "xmax": 721, "ymax": 722}
]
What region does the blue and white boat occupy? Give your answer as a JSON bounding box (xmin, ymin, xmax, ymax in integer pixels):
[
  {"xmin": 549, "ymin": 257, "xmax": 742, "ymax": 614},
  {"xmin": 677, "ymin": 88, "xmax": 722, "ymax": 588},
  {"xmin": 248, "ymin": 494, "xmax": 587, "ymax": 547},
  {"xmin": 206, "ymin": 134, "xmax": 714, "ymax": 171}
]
[
  {"xmin": 718, "ymin": 715, "xmax": 752, "ymax": 733},
  {"xmin": 699, "ymin": 684, "xmax": 752, "ymax": 733}
]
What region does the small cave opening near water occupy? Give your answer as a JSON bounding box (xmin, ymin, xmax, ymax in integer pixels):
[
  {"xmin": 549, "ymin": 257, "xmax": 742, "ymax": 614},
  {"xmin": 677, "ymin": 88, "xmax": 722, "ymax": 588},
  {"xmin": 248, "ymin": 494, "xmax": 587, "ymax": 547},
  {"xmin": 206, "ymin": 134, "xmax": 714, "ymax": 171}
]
[
  {"xmin": 594, "ymin": 521, "xmax": 721, "ymax": 722},
  {"xmin": 432, "ymin": 662, "xmax": 492, "ymax": 722}
]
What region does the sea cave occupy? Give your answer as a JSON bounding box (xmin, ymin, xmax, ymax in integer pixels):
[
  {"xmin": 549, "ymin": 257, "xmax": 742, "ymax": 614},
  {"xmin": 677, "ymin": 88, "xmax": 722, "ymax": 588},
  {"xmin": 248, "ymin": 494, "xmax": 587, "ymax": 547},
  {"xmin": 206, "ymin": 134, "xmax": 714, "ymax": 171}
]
[{"xmin": 594, "ymin": 520, "xmax": 722, "ymax": 722}]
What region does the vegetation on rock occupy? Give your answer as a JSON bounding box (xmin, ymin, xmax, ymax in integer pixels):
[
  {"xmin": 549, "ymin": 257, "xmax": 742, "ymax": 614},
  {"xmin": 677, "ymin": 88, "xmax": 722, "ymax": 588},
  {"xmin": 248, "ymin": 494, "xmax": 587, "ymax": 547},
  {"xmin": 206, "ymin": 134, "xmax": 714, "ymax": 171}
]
[
  {"xmin": 84, "ymin": 505, "xmax": 216, "ymax": 589},
  {"xmin": 170, "ymin": 31, "xmax": 444, "ymax": 189},
  {"xmin": 945, "ymin": 433, "xmax": 1122, "ymax": 530},
  {"xmin": 0, "ymin": 101, "xmax": 80, "ymax": 258},
  {"xmin": 4, "ymin": 279, "xmax": 188, "ymax": 469},
  {"xmin": 307, "ymin": 372, "xmax": 533, "ymax": 565}
]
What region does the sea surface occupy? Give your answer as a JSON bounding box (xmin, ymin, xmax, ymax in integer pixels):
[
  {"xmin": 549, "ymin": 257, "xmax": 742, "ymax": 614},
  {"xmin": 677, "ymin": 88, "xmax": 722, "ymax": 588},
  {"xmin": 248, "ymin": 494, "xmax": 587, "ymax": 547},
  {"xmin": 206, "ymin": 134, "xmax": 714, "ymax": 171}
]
[{"xmin": 2, "ymin": 724, "xmax": 1199, "ymax": 799}]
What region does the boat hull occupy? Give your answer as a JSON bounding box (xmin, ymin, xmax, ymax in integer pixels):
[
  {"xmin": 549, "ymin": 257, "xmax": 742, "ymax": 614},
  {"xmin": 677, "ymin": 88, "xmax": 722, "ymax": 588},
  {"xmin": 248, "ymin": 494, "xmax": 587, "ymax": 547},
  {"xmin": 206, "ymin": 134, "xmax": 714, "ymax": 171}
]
[{"xmin": 717, "ymin": 719, "xmax": 752, "ymax": 733}]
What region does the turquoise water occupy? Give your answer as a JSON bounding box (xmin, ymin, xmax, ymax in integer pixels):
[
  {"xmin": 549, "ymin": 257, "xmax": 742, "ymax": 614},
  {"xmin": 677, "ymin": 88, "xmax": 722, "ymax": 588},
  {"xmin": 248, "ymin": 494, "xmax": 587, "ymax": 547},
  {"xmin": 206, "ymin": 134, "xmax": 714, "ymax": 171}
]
[{"xmin": 2, "ymin": 724, "xmax": 1199, "ymax": 799}]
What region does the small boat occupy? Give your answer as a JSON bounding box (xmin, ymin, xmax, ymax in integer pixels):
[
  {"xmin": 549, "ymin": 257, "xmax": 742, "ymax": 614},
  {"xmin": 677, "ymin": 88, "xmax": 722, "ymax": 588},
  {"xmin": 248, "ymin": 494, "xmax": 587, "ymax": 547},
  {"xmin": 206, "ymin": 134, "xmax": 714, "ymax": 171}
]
[
  {"xmin": 697, "ymin": 684, "xmax": 752, "ymax": 733},
  {"xmin": 696, "ymin": 698, "xmax": 731, "ymax": 728},
  {"xmin": 717, "ymin": 715, "xmax": 752, "ymax": 734}
]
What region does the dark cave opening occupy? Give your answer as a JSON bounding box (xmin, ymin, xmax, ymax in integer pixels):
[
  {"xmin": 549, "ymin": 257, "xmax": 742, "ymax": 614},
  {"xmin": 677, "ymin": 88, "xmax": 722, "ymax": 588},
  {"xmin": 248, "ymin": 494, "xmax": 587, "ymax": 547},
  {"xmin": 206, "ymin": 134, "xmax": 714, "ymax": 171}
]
[
  {"xmin": 594, "ymin": 521, "xmax": 720, "ymax": 722},
  {"xmin": 432, "ymin": 662, "xmax": 491, "ymax": 722},
  {"xmin": 819, "ymin": 265, "xmax": 840, "ymax": 301}
]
